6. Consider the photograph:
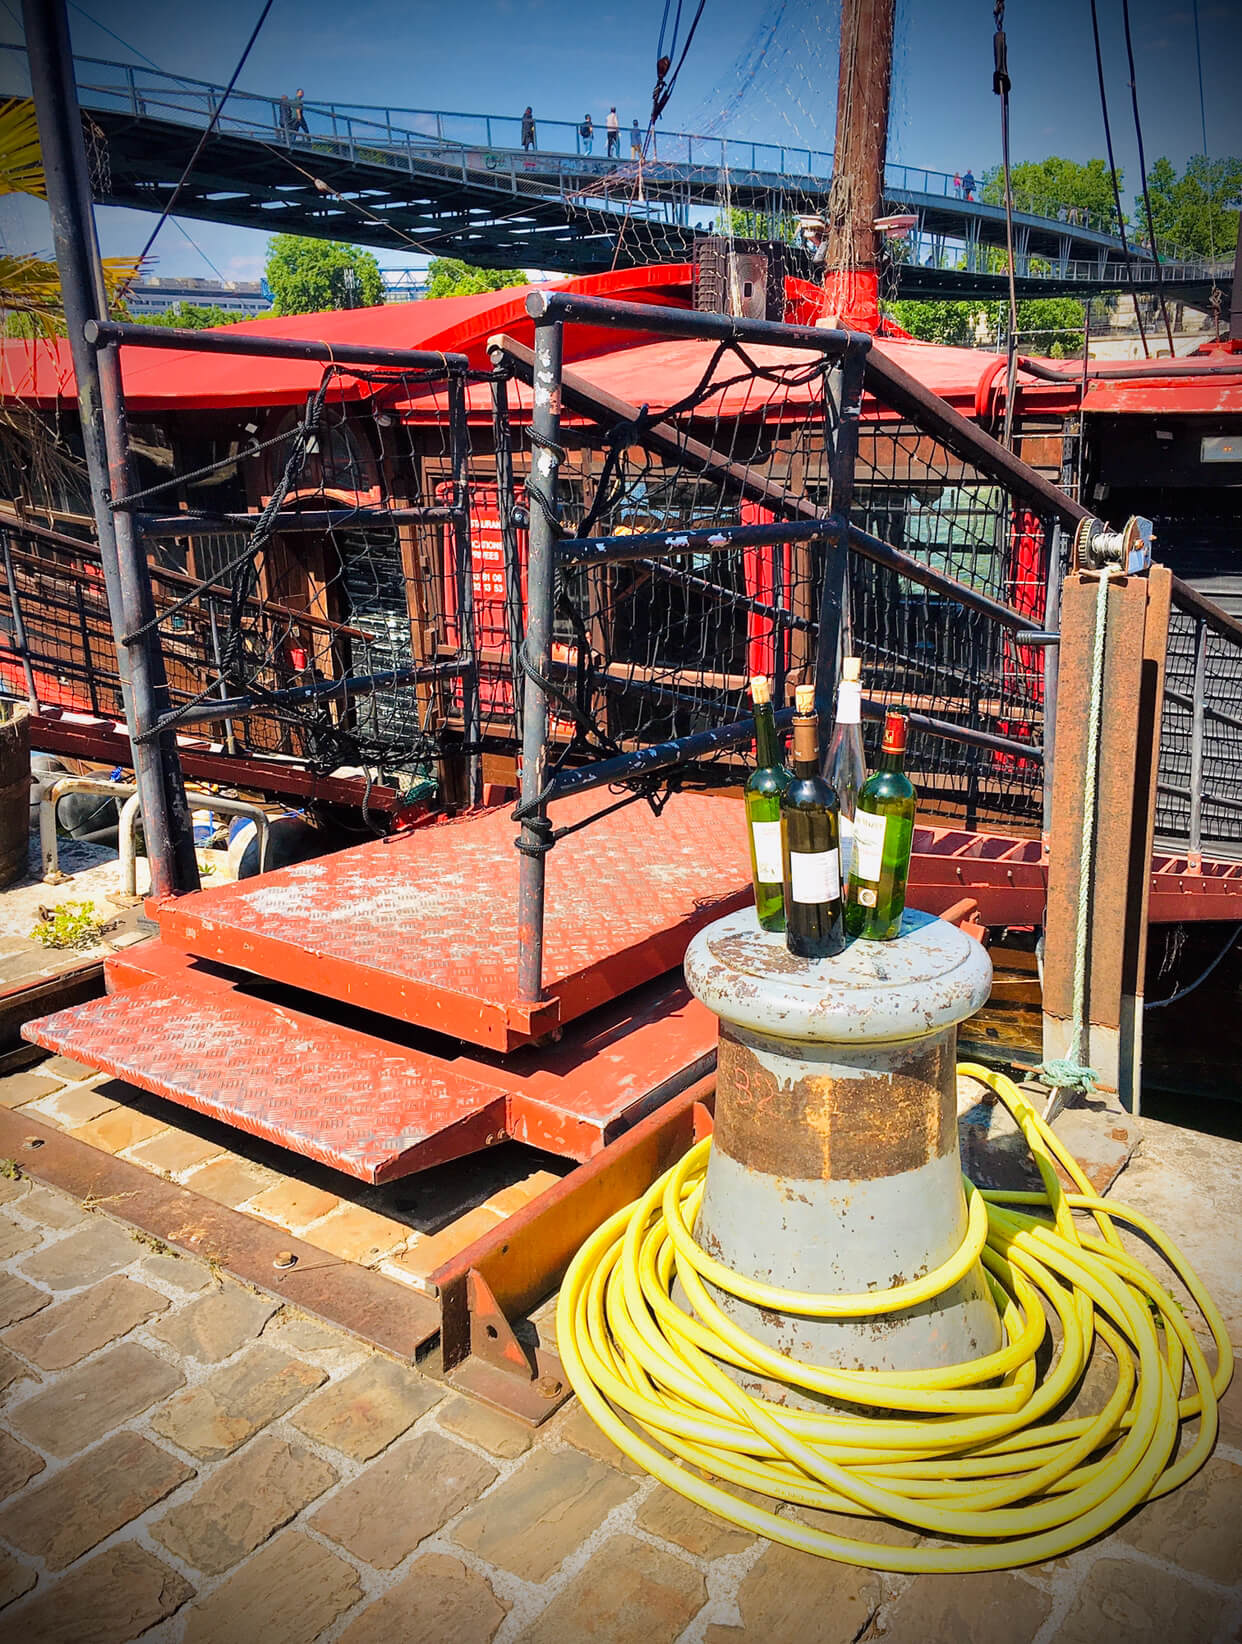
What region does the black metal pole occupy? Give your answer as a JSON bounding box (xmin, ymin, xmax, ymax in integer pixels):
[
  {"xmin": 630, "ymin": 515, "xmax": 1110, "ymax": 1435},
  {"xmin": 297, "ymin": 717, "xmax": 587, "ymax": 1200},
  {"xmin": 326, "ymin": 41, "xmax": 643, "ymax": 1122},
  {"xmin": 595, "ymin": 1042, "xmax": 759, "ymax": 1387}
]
[
  {"xmin": 813, "ymin": 344, "xmax": 867, "ymax": 729},
  {"xmin": 1, "ymin": 531, "xmax": 39, "ymax": 711},
  {"xmin": 448, "ymin": 374, "xmax": 481, "ymax": 804},
  {"xmin": 24, "ymin": 0, "xmax": 198, "ymax": 897},
  {"xmin": 1187, "ymin": 616, "xmax": 1207, "ymax": 868},
  {"xmin": 84, "ymin": 318, "xmax": 470, "ymax": 373},
  {"xmin": 515, "ymin": 317, "xmax": 562, "ymax": 1005}
]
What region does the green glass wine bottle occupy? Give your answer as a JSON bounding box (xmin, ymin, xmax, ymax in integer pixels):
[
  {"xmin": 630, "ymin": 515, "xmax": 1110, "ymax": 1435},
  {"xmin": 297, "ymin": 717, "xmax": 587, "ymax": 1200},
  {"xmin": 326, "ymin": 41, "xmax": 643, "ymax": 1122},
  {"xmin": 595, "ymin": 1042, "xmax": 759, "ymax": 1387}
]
[
  {"xmin": 744, "ymin": 674, "xmax": 791, "ymax": 932},
  {"xmin": 845, "ymin": 708, "xmax": 917, "ymax": 942},
  {"xmin": 781, "ymin": 683, "xmax": 845, "ymax": 960}
]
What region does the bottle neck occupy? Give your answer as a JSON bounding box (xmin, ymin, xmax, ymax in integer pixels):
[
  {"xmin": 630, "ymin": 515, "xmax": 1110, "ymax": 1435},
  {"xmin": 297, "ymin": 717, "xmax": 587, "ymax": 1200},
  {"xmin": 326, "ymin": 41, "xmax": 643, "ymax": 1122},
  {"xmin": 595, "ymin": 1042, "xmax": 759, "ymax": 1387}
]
[
  {"xmin": 754, "ymin": 701, "xmax": 782, "ymax": 770},
  {"xmin": 791, "ymin": 713, "xmax": 819, "ymax": 777},
  {"xmin": 877, "ymin": 746, "xmax": 906, "ymax": 775}
]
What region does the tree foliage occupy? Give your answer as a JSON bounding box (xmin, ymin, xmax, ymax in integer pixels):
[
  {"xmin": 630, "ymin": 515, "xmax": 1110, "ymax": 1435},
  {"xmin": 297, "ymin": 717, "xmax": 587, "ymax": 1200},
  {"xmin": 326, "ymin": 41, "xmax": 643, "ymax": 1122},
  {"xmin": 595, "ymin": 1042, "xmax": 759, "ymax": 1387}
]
[
  {"xmin": 423, "ymin": 258, "xmax": 529, "ymax": 299},
  {"xmin": 1138, "ymin": 155, "xmax": 1241, "ymax": 260},
  {"xmin": 981, "ymin": 156, "xmax": 1122, "ymax": 230},
  {"xmin": 886, "ymin": 296, "xmax": 1086, "ymax": 356},
  {"xmin": 886, "ymin": 300, "xmax": 979, "ymax": 346},
  {"xmin": 133, "ymin": 303, "xmax": 237, "ymax": 330},
  {"xmin": 264, "ymin": 236, "xmax": 385, "ymax": 316}
]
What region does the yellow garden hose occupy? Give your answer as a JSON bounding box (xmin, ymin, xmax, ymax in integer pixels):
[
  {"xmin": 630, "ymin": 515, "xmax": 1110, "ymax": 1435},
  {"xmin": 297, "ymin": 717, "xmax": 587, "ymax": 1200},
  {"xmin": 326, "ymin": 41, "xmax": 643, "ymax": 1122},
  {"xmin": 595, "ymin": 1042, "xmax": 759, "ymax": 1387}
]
[{"xmin": 556, "ymin": 1064, "xmax": 1234, "ymax": 1572}]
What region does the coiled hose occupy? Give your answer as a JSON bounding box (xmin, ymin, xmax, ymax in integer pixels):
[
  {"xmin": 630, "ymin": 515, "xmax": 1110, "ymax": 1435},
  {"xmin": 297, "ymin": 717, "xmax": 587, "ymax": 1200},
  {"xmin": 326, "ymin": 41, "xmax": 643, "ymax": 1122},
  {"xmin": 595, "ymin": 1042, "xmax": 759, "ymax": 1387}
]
[{"xmin": 556, "ymin": 1064, "xmax": 1233, "ymax": 1572}]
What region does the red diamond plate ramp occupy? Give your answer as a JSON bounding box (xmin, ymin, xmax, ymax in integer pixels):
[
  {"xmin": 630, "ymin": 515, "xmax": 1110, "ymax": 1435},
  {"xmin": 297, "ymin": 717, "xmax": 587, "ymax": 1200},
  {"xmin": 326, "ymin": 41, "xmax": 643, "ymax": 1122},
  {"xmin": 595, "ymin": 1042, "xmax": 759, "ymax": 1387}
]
[
  {"xmin": 22, "ymin": 973, "xmax": 512, "ymax": 1182},
  {"xmin": 24, "ymin": 947, "xmax": 718, "ymax": 1179},
  {"xmin": 157, "ymin": 791, "xmax": 752, "ymax": 1051}
]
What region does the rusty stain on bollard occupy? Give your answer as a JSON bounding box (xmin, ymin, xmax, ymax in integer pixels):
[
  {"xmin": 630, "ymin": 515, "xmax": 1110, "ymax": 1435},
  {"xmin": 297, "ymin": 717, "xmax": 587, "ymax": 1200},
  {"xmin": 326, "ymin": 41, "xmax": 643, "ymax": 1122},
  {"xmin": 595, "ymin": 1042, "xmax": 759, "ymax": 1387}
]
[{"xmin": 684, "ymin": 907, "xmax": 999, "ymax": 1404}]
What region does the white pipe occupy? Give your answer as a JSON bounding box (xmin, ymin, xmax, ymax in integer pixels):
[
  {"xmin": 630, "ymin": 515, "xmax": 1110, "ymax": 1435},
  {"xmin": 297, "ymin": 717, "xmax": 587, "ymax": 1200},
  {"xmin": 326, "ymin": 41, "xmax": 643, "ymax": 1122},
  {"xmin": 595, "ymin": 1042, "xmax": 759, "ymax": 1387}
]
[
  {"xmin": 119, "ymin": 790, "xmax": 272, "ymax": 899},
  {"xmin": 38, "ymin": 776, "xmax": 137, "ymax": 884}
]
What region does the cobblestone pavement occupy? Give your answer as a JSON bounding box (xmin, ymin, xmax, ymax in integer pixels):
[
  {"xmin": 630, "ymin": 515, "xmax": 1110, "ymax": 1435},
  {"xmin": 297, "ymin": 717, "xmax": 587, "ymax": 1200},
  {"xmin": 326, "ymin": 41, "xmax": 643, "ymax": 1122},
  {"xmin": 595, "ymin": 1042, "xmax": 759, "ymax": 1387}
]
[{"xmin": 0, "ymin": 1115, "xmax": 1239, "ymax": 1642}]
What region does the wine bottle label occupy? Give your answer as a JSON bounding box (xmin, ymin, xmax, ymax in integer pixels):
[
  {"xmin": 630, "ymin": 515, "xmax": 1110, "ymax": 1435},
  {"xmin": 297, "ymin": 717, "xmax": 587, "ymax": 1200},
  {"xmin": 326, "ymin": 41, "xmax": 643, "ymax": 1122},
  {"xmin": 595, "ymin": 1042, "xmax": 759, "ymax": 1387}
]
[
  {"xmin": 751, "ymin": 820, "xmax": 783, "ymax": 884},
  {"xmin": 839, "ymin": 814, "xmax": 855, "ymax": 881},
  {"xmin": 852, "ymin": 808, "xmax": 888, "ymax": 881},
  {"xmin": 789, "ymin": 848, "xmax": 840, "ymax": 905}
]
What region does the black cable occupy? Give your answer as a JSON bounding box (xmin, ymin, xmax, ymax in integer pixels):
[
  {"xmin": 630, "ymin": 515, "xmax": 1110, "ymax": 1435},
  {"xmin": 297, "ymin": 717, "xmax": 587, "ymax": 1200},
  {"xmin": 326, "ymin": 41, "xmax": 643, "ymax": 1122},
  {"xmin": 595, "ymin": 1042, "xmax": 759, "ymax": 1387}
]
[
  {"xmin": 1120, "ymin": 0, "xmax": 1177, "ymax": 355},
  {"xmin": 1145, "ymin": 923, "xmax": 1242, "ymax": 1009},
  {"xmin": 1087, "ymin": 0, "xmax": 1150, "ymax": 358},
  {"xmin": 135, "ymin": 0, "xmax": 277, "ymax": 269}
]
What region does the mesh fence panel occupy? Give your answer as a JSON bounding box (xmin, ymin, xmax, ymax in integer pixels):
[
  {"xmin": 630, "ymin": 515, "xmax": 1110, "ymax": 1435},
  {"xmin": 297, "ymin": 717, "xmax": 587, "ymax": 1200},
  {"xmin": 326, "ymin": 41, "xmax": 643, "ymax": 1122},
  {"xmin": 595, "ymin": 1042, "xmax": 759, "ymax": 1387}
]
[{"xmin": 1156, "ymin": 601, "xmax": 1242, "ymax": 858}]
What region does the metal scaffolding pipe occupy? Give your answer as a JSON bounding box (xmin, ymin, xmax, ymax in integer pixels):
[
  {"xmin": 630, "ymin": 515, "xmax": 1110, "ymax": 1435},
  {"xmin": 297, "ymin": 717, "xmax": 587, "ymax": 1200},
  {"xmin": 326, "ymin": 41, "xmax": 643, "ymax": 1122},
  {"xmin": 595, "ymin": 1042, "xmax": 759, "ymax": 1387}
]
[{"xmin": 84, "ymin": 318, "xmax": 470, "ymax": 373}]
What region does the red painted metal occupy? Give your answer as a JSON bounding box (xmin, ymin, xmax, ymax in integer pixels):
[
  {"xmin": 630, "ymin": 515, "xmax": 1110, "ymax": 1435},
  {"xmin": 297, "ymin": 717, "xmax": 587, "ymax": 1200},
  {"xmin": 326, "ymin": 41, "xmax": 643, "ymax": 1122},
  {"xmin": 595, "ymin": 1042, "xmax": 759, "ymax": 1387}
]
[
  {"xmin": 157, "ymin": 790, "xmax": 752, "ymax": 1051},
  {"xmin": 26, "ymin": 940, "xmax": 717, "ymax": 1179},
  {"xmin": 27, "ymin": 713, "xmax": 402, "ymax": 813},
  {"xmin": 23, "ymin": 972, "xmax": 513, "ymax": 1182}
]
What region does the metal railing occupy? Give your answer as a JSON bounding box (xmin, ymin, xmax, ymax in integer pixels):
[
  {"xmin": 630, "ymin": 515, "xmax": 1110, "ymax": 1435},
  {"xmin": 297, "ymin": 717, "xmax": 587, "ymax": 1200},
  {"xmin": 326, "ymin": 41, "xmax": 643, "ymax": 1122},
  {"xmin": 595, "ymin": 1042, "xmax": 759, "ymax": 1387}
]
[
  {"xmin": 497, "ymin": 291, "xmax": 1079, "ymax": 1003},
  {"xmin": 0, "ymin": 43, "xmax": 1205, "ymax": 267}
]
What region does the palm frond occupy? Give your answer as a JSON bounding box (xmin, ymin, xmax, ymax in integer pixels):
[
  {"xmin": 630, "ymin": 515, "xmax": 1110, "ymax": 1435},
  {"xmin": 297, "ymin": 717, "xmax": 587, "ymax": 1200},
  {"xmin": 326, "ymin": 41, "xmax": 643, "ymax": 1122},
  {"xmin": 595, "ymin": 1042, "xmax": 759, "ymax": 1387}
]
[{"xmin": 0, "ymin": 98, "xmax": 46, "ymax": 199}]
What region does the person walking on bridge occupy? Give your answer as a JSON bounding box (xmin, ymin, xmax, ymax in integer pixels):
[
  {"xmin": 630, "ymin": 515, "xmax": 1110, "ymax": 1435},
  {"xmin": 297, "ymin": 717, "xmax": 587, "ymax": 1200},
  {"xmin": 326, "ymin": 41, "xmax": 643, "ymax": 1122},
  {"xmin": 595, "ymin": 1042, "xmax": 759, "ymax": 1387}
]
[
  {"xmin": 630, "ymin": 118, "xmax": 642, "ymax": 159},
  {"xmin": 580, "ymin": 113, "xmax": 594, "ymax": 154},
  {"xmin": 291, "ymin": 89, "xmax": 308, "ymax": 134},
  {"xmin": 962, "ymin": 168, "xmax": 976, "ymax": 202},
  {"xmin": 606, "ymin": 107, "xmax": 620, "ymax": 158},
  {"xmin": 521, "ymin": 107, "xmax": 536, "ymax": 151}
]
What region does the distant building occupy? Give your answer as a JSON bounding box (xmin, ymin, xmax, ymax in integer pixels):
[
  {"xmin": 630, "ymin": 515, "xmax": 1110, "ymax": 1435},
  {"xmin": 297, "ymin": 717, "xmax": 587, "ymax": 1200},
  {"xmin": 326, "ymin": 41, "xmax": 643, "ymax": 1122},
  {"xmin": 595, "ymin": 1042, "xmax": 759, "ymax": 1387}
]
[{"xmin": 126, "ymin": 277, "xmax": 274, "ymax": 319}]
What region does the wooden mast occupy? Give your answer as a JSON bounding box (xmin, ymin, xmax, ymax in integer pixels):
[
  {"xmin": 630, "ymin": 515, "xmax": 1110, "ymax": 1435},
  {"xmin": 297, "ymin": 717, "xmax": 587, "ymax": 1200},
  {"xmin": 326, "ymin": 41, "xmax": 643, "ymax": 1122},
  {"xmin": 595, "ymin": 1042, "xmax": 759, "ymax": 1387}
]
[{"xmin": 821, "ymin": 0, "xmax": 896, "ymax": 331}]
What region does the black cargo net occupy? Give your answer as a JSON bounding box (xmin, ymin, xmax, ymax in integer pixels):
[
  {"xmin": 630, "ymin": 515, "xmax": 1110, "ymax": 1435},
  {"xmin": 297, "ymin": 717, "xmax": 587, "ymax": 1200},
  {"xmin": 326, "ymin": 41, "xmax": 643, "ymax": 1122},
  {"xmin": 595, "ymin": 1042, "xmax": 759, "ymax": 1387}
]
[
  {"xmin": 850, "ymin": 417, "xmax": 1051, "ymax": 826},
  {"xmin": 512, "ymin": 338, "xmax": 839, "ymax": 803},
  {"xmin": 0, "ymin": 359, "xmax": 477, "ymax": 813},
  {"xmin": 500, "ymin": 336, "xmax": 1050, "ymax": 829},
  {"xmin": 1156, "ymin": 601, "xmax": 1242, "ymax": 859}
]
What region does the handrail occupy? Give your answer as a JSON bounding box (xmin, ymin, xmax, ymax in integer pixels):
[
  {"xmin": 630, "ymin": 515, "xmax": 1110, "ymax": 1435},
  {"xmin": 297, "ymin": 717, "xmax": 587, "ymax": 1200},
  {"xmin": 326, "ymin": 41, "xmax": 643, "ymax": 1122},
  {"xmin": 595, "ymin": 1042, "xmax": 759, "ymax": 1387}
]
[
  {"xmin": 1170, "ymin": 576, "xmax": 1242, "ymax": 647},
  {"xmin": 0, "ymin": 41, "xmax": 1217, "ymax": 266}
]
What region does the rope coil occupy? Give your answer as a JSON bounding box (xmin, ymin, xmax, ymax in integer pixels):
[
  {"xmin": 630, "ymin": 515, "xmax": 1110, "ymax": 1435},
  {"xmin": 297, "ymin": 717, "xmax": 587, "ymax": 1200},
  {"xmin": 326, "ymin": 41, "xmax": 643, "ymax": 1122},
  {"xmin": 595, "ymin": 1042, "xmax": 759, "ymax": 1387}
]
[{"xmin": 557, "ymin": 1064, "xmax": 1232, "ymax": 1573}]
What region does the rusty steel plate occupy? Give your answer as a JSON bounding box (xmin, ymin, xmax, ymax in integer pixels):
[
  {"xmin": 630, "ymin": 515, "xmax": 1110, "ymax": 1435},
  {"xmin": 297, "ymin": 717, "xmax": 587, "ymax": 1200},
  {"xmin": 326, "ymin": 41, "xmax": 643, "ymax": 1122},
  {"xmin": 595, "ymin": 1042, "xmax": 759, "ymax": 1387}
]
[
  {"xmin": 23, "ymin": 958, "xmax": 719, "ymax": 1178},
  {"xmin": 23, "ymin": 975, "xmax": 513, "ymax": 1183},
  {"xmin": 158, "ymin": 790, "xmax": 753, "ymax": 1050}
]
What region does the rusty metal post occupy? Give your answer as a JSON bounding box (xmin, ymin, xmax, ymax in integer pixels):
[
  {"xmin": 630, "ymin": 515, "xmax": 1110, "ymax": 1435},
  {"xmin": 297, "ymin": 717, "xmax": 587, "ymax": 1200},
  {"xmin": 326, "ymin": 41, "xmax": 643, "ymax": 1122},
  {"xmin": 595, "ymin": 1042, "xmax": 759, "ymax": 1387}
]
[
  {"xmin": 683, "ymin": 908, "xmax": 997, "ymax": 1395},
  {"xmin": 514, "ymin": 317, "xmax": 563, "ymax": 1005},
  {"xmin": 1041, "ymin": 567, "xmax": 1171, "ymax": 1108},
  {"xmin": 24, "ymin": 0, "xmax": 198, "ymax": 899},
  {"xmin": 448, "ymin": 372, "xmax": 481, "ymax": 805}
]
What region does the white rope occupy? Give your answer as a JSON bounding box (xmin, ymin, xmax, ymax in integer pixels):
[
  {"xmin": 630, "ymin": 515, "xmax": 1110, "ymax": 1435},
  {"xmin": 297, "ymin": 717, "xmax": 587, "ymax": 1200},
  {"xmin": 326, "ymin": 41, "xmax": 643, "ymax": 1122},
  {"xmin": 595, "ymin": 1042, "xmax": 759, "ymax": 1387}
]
[{"xmin": 1042, "ymin": 567, "xmax": 1112, "ymax": 1122}]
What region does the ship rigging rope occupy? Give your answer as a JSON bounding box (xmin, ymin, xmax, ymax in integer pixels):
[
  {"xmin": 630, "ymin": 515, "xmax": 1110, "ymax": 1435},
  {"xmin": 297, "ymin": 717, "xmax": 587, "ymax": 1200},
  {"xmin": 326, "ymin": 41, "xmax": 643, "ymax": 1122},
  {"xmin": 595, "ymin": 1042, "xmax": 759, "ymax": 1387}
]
[{"xmin": 556, "ymin": 1063, "xmax": 1233, "ymax": 1573}]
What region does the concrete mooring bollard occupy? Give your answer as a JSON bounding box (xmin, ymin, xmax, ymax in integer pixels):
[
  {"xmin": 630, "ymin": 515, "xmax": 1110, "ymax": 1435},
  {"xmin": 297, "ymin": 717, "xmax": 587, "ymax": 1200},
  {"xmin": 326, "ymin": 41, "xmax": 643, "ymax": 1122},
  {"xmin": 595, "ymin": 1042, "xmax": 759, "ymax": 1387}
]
[{"xmin": 683, "ymin": 906, "xmax": 999, "ymax": 1403}]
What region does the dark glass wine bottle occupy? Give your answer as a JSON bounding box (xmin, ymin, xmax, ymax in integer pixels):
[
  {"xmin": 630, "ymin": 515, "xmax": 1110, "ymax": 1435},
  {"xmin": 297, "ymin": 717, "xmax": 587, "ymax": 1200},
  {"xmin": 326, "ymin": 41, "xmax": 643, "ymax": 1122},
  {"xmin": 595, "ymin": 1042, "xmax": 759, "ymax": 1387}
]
[
  {"xmin": 781, "ymin": 683, "xmax": 845, "ymax": 960},
  {"xmin": 744, "ymin": 675, "xmax": 791, "ymax": 932},
  {"xmin": 846, "ymin": 708, "xmax": 917, "ymax": 941}
]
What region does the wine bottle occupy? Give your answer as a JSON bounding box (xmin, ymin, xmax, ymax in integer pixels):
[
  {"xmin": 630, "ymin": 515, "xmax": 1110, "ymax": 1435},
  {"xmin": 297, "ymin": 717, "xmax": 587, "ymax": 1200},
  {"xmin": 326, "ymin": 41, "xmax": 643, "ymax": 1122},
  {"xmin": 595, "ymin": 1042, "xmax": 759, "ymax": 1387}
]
[
  {"xmin": 781, "ymin": 683, "xmax": 845, "ymax": 960},
  {"xmin": 744, "ymin": 675, "xmax": 791, "ymax": 932},
  {"xmin": 846, "ymin": 708, "xmax": 917, "ymax": 942},
  {"xmin": 822, "ymin": 656, "xmax": 867, "ymax": 882}
]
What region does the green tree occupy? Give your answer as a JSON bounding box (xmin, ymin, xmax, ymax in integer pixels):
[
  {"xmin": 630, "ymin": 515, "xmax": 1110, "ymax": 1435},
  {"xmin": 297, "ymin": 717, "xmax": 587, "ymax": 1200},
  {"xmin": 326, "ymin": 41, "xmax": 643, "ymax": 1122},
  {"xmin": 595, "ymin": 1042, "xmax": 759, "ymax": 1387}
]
[
  {"xmin": 133, "ymin": 303, "xmax": 237, "ymax": 330},
  {"xmin": 1137, "ymin": 155, "xmax": 1241, "ymax": 260},
  {"xmin": 886, "ymin": 299, "xmax": 979, "ymax": 345},
  {"xmin": 423, "ymin": 258, "xmax": 528, "ymax": 299},
  {"xmin": 265, "ymin": 236, "xmax": 385, "ymax": 316},
  {"xmin": 1013, "ymin": 297, "xmax": 1087, "ymax": 357},
  {"xmin": 981, "ymin": 156, "xmax": 1122, "ymax": 232}
]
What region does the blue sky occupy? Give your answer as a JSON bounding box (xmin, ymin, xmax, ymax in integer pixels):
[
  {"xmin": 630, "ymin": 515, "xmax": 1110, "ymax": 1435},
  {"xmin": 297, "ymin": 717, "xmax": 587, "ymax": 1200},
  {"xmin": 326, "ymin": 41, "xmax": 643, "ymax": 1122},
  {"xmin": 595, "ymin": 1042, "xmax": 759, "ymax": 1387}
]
[{"xmin": 0, "ymin": 0, "xmax": 1238, "ymax": 282}]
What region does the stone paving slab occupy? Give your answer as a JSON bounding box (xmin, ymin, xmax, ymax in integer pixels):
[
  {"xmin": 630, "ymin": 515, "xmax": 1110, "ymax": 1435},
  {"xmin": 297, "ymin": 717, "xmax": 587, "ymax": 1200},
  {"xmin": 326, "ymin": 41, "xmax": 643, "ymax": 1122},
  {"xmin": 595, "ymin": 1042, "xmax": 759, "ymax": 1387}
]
[{"xmin": 0, "ymin": 1096, "xmax": 1236, "ymax": 1644}]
